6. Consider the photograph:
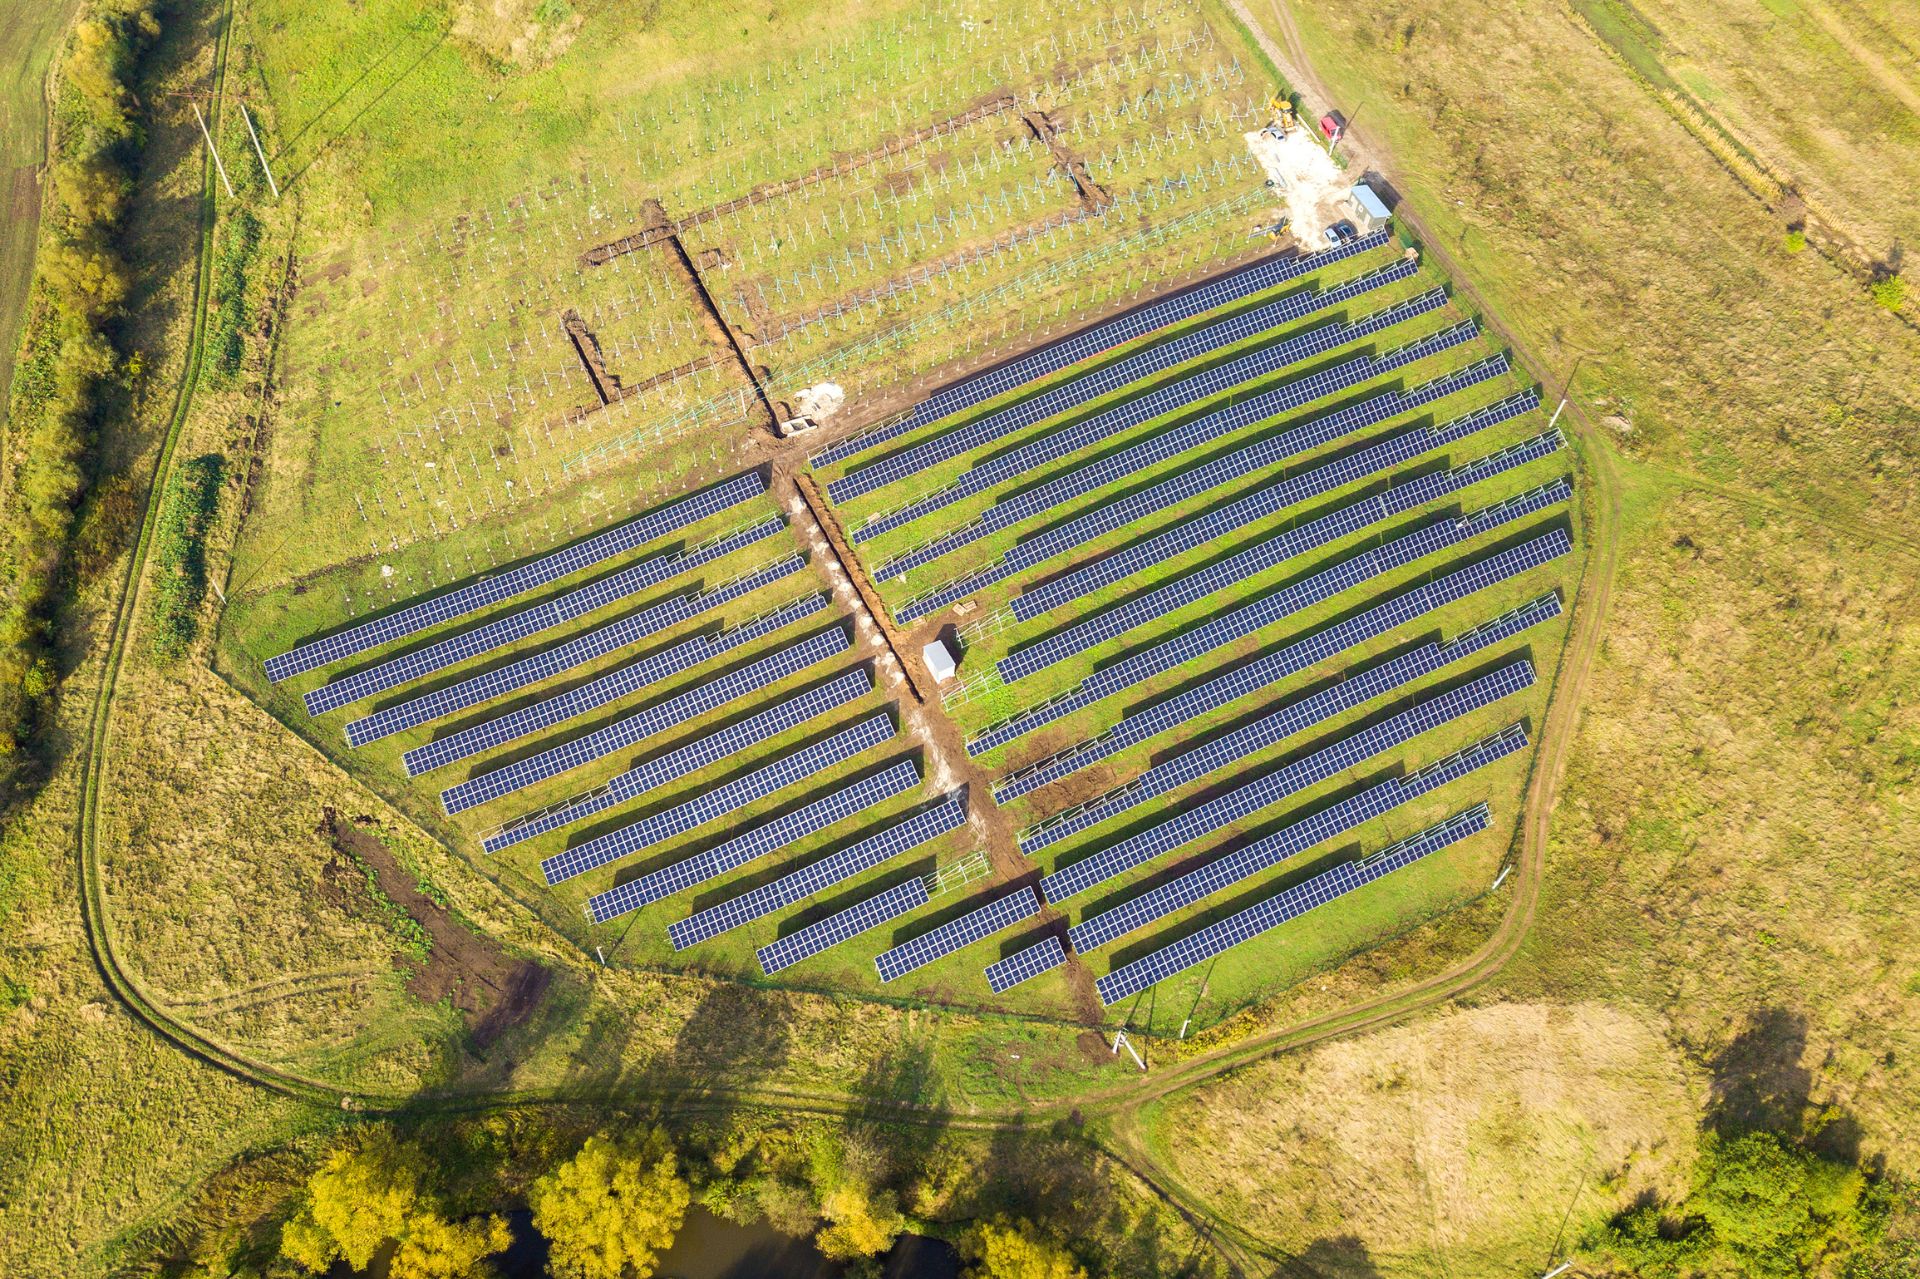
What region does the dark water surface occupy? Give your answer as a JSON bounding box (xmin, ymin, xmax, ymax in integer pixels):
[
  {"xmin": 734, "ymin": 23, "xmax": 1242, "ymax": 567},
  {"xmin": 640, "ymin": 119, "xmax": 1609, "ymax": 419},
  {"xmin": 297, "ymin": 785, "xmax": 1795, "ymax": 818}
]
[{"xmin": 331, "ymin": 1207, "xmax": 961, "ymax": 1278}]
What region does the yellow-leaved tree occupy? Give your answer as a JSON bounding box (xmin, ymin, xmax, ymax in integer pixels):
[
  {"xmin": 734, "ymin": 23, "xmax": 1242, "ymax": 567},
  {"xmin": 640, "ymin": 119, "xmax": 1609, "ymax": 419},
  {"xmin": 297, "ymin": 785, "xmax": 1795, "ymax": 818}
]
[
  {"xmin": 530, "ymin": 1129, "xmax": 691, "ymax": 1279},
  {"xmin": 966, "ymin": 1218, "xmax": 1090, "ymax": 1279},
  {"xmin": 815, "ymin": 1182, "xmax": 906, "ymax": 1261},
  {"xmin": 278, "ymin": 1126, "xmax": 510, "ymax": 1278}
]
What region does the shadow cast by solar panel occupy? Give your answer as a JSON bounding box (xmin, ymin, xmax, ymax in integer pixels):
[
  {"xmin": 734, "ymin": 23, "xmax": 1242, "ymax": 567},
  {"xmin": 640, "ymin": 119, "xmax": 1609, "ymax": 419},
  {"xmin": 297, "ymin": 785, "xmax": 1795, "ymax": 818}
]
[
  {"xmin": 549, "ymin": 699, "xmax": 896, "ymax": 851},
  {"xmin": 275, "ymin": 467, "xmax": 769, "ymax": 651},
  {"xmin": 906, "ymin": 244, "xmax": 1394, "ymax": 430},
  {"xmin": 434, "ymin": 621, "xmax": 856, "ymax": 782},
  {"xmin": 863, "ymin": 333, "xmax": 1419, "ymax": 557},
  {"xmin": 1068, "ymin": 714, "xmax": 1533, "ymax": 953},
  {"xmin": 1087, "ymin": 512, "xmax": 1573, "ymax": 728},
  {"xmin": 989, "ymin": 378, "xmax": 1457, "ymax": 598},
  {"xmin": 773, "ymin": 855, "xmax": 939, "ymax": 941},
  {"xmin": 1003, "ymin": 460, "xmax": 1461, "ymax": 661},
  {"xmin": 836, "ymin": 251, "xmax": 1400, "ymax": 481},
  {"xmin": 346, "ymin": 563, "xmax": 708, "ymax": 718},
  {"xmin": 679, "ymin": 782, "xmax": 962, "ymax": 917},
  {"xmin": 988, "ymin": 917, "xmax": 1068, "ymax": 965},
  {"xmin": 1099, "ymin": 843, "xmax": 1363, "ymax": 971},
  {"xmin": 595, "ymin": 751, "xmax": 924, "ymax": 897},
  {"xmin": 1034, "ymin": 664, "xmax": 1530, "ymax": 873},
  {"xmin": 873, "ymin": 873, "xmax": 1041, "ymax": 953}
]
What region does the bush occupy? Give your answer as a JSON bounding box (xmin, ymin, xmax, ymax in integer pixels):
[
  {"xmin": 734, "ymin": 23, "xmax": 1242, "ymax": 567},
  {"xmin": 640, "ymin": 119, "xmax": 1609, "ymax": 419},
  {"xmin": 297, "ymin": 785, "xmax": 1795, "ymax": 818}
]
[
  {"xmin": 1870, "ymin": 274, "xmax": 1906, "ymax": 313},
  {"xmin": 148, "ymin": 454, "xmax": 224, "ymax": 659},
  {"xmin": 1784, "ymin": 228, "xmax": 1806, "ymax": 254}
]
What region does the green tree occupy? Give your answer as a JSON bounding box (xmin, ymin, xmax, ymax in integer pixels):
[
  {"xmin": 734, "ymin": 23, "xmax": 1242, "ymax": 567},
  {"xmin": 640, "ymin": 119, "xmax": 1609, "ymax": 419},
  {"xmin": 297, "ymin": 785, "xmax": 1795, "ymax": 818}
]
[
  {"xmin": 530, "ymin": 1129, "xmax": 691, "ymax": 1279},
  {"xmin": 966, "ymin": 1218, "xmax": 1089, "ymax": 1279},
  {"xmin": 1696, "ymin": 1132, "xmax": 1864, "ymax": 1276}
]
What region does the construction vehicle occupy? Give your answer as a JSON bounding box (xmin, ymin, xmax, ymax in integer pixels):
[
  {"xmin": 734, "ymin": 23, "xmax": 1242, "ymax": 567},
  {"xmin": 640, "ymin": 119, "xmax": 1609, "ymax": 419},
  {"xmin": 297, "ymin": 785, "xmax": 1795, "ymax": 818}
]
[
  {"xmin": 1262, "ymin": 94, "xmax": 1297, "ymax": 140},
  {"xmin": 1251, "ymin": 214, "xmax": 1291, "ymax": 241}
]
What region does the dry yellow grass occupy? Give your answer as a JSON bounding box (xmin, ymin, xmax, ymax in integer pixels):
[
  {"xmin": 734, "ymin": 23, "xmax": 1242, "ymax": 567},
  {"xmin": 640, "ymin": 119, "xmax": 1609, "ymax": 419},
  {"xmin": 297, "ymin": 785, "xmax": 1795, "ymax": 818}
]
[{"xmin": 1150, "ymin": 1001, "xmax": 1698, "ymax": 1276}]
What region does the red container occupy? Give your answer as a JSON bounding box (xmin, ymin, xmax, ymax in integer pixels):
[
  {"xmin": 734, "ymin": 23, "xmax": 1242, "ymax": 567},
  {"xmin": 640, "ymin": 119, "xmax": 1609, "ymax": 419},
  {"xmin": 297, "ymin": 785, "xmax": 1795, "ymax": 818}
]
[{"xmin": 1319, "ymin": 113, "xmax": 1340, "ymax": 139}]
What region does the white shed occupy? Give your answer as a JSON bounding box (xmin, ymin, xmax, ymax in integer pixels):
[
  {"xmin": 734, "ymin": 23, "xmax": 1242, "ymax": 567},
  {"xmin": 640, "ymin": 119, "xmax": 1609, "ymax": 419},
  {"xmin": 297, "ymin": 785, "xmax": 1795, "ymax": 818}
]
[
  {"xmin": 922, "ymin": 638, "xmax": 959, "ymax": 683},
  {"xmin": 1346, "ymin": 183, "xmax": 1392, "ymax": 233}
]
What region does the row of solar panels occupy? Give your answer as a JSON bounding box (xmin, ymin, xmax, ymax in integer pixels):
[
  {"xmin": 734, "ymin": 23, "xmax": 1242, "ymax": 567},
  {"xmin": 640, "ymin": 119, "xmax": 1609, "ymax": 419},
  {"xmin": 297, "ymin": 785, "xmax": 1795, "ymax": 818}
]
[
  {"xmin": 890, "ymin": 323, "xmax": 1490, "ymax": 624},
  {"xmin": 808, "ymin": 230, "xmax": 1395, "ymax": 469},
  {"xmin": 868, "ymin": 284, "xmax": 1452, "ymax": 578},
  {"xmin": 840, "ymin": 256, "xmax": 1423, "ymax": 515}
]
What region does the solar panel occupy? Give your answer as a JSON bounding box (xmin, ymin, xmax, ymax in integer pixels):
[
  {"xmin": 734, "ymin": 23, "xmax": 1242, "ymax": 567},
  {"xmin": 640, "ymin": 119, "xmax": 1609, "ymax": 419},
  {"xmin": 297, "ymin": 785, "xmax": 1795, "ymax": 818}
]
[
  {"xmin": 483, "ymin": 670, "xmax": 875, "ymax": 849},
  {"xmin": 266, "ymin": 473, "xmax": 767, "ymax": 682},
  {"xmin": 1068, "ymin": 726, "xmax": 1526, "ymax": 956},
  {"xmin": 966, "ymin": 480, "xmax": 1571, "ymax": 757},
  {"xmin": 443, "ymin": 628, "xmax": 851, "ymax": 814},
  {"xmin": 585, "ymin": 761, "xmax": 921, "ymax": 923},
  {"xmin": 540, "ymin": 710, "xmax": 897, "ymax": 884},
  {"xmin": 1021, "ymin": 592, "xmax": 1558, "ymax": 849},
  {"xmin": 343, "ymin": 550, "xmax": 803, "ymax": 753},
  {"xmin": 844, "ymin": 262, "xmax": 1423, "ymax": 516},
  {"xmin": 757, "ymin": 877, "xmax": 932, "ymax": 975},
  {"xmin": 669, "ymin": 793, "xmax": 968, "ymax": 949},
  {"xmin": 398, "ymin": 590, "xmax": 827, "ymax": 773},
  {"xmin": 874, "ymin": 886, "xmax": 1042, "ymax": 982},
  {"xmin": 1006, "ymin": 393, "xmax": 1543, "ymax": 637},
  {"xmin": 994, "ymin": 562, "xmax": 1565, "ymax": 803},
  {"xmin": 305, "ymin": 517, "xmax": 786, "ymax": 717},
  {"xmin": 984, "ymin": 935, "xmax": 1067, "ymax": 993},
  {"xmin": 998, "ymin": 423, "xmax": 1559, "ymax": 683},
  {"xmin": 1094, "ymin": 804, "xmax": 1491, "ymax": 1006},
  {"xmin": 809, "ymin": 232, "xmax": 1393, "ymax": 468},
  {"xmin": 891, "ymin": 325, "xmax": 1489, "ymax": 624},
  {"xmin": 1040, "ymin": 661, "xmax": 1532, "ymax": 905},
  {"xmin": 851, "ymin": 286, "xmax": 1447, "ymax": 534}
]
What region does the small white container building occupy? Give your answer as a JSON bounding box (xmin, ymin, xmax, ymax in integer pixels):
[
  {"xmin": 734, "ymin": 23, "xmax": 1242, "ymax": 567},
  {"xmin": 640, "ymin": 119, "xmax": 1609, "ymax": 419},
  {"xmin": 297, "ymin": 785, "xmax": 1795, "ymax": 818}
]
[
  {"xmin": 922, "ymin": 638, "xmax": 958, "ymax": 684},
  {"xmin": 1345, "ymin": 182, "xmax": 1392, "ymax": 234}
]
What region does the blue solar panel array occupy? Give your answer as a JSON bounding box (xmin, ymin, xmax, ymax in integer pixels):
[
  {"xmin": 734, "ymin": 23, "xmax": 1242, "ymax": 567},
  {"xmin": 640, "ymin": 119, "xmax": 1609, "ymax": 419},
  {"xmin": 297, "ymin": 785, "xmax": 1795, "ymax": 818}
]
[
  {"xmin": 892, "ymin": 324, "xmax": 1487, "ymax": 625},
  {"xmin": 1008, "ymin": 362, "xmax": 1519, "ymax": 623},
  {"xmin": 998, "ymin": 422, "xmax": 1558, "ymax": 683},
  {"xmin": 1094, "ymin": 804, "xmax": 1491, "ymax": 1005},
  {"xmin": 1066, "ymin": 726, "xmax": 1527, "ymax": 953},
  {"xmin": 352, "ymin": 553, "xmax": 806, "ymax": 751},
  {"xmin": 758, "ymin": 877, "xmax": 932, "ymax": 975},
  {"xmin": 843, "ymin": 262, "xmax": 1423, "ymax": 516},
  {"xmin": 540, "ymin": 710, "xmax": 896, "ymax": 884},
  {"xmin": 399, "ymin": 590, "xmax": 826, "ymax": 774},
  {"xmin": 875, "ymin": 301, "xmax": 1479, "ymax": 584},
  {"xmin": 874, "ymin": 886, "xmax": 1041, "ymax": 982},
  {"xmin": 484, "ymin": 669, "xmax": 874, "ymax": 849},
  {"xmin": 984, "ymin": 935, "xmax": 1067, "ymax": 993},
  {"xmin": 443, "ymin": 628, "xmax": 851, "ymax": 815},
  {"xmin": 855, "ymin": 287, "xmax": 1446, "ymax": 541},
  {"xmin": 1039, "ymin": 661, "xmax": 1532, "ymax": 905},
  {"xmin": 993, "ymin": 546, "xmax": 1567, "ymax": 803},
  {"xmin": 266, "ymin": 473, "xmax": 766, "ymax": 682},
  {"xmin": 585, "ymin": 761, "xmax": 921, "ymax": 923},
  {"xmin": 1022, "ymin": 594, "xmax": 1560, "ymax": 851},
  {"xmin": 669, "ymin": 794, "xmax": 968, "ymax": 949},
  {"xmin": 305, "ymin": 517, "xmax": 785, "ymax": 717},
  {"xmin": 809, "ymin": 233, "xmax": 1393, "ymax": 469},
  {"xmin": 966, "ymin": 479, "xmax": 1571, "ymax": 757}
]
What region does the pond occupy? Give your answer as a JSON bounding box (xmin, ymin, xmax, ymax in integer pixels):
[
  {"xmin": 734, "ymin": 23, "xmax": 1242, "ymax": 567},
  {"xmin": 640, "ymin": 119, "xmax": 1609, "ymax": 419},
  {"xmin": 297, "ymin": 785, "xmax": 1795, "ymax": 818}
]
[{"xmin": 331, "ymin": 1207, "xmax": 962, "ymax": 1278}]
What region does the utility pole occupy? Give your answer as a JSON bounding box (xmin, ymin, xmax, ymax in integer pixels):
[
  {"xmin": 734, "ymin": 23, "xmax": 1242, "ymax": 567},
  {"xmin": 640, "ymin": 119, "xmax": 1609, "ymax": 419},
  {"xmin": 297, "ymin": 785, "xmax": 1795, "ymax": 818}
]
[
  {"xmin": 190, "ymin": 101, "xmax": 235, "ymax": 199},
  {"xmin": 239, "ymin": 102, "xmax": 279, "ymax": 198}
]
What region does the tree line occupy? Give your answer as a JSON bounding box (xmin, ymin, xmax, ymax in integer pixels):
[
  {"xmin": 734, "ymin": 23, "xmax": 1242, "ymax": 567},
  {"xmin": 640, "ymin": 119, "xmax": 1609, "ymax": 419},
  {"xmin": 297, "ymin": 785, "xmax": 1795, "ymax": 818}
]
[{"xmin": 0, "ymin": 0, "xmax": 161, "ymax": 795}]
